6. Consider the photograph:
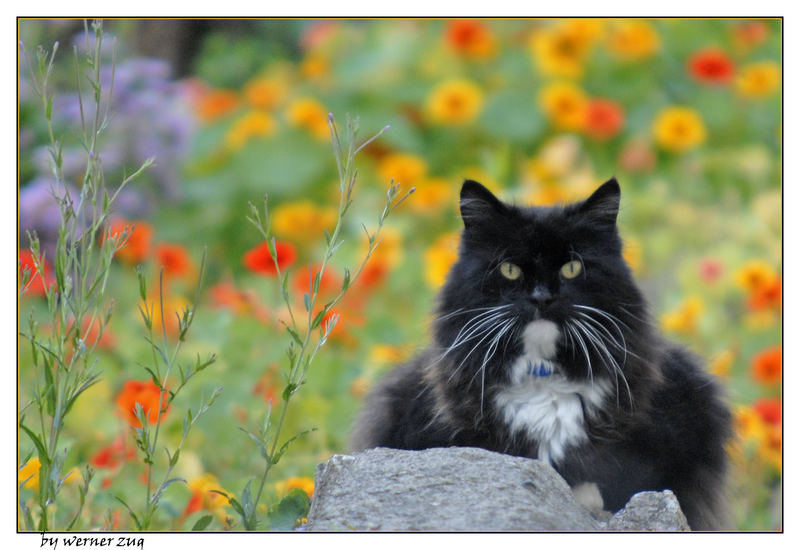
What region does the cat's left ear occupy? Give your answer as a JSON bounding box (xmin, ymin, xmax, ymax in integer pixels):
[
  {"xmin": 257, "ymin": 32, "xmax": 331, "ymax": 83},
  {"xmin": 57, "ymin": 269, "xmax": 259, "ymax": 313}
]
[
  {"xmin": 579, "ymin": 177, "xmax": 621, "ymax": 226},
  {"xmin": 460, "ymin": 180, "xmax": 507, "ymax": 228}
]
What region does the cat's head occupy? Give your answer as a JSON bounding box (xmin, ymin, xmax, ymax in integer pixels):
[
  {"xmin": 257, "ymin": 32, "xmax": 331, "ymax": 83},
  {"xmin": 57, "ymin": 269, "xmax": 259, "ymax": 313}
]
[{"xmin": 434, "ymin": 178, "xmax": 652, "ymax": 393}]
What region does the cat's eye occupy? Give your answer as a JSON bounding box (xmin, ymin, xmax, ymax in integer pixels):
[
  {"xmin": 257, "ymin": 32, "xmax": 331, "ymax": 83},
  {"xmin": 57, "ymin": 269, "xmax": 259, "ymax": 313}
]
[
  {"xmin": 560, "ymin": 260, "xmax": 582, "ymax": 279},
  {"xmin": 499, "ymin": 262, "xmax": 522, "ymax": 280}
]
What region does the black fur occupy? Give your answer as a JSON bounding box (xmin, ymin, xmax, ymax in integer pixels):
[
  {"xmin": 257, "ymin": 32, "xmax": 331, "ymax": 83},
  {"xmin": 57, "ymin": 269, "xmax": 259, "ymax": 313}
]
[{"xmin": 352, "ymin": 178, "xmax": 732, "ymax": 530}]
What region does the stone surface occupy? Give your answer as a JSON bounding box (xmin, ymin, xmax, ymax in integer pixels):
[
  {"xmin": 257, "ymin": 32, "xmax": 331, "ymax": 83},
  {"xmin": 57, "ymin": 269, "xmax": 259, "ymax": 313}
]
[{"xmin": 306, "ymin": 447, "xmax": 689, "ymax": 532}]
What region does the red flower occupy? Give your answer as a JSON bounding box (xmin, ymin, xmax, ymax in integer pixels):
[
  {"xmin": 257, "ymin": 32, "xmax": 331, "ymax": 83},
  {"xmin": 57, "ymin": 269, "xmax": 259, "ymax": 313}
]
[
  {"xmin": 698, "ymin": 258, "xmax": 724, "ymax": 283},
  {"xmin": 243, "ymin": 241, "xmax": 297, "ymax": 276},
  {"xmin": 154, "ymin": 243, "xmax": 192, "ymax": 277},
  {"xmin": 18, "ymin": 249, "xmax": 56, "ymax": 297},
  {"xmin": 751, "ymin": 347, "xmax": 781, "ymax": 386},
  {"xmin": 116, "ymin": 380, "xmax": 170, "ymax": 428},
  {"xmin": 108, "ymin": 219, "xmax": 154, "ymax": 265},
  {"xmin": 753, "ymin": 398, "xmax": 781, "ymax": 427},
  {"xmin": 688, "ymin": 48, "xmax": 735, "ymax": 85},
  {"xmin": 90, "ymin": 435, "xmax": 135, "ymax": 469},
  {"xmin": 293, "ymin": 263, "xmax": 342, "ymax": 300},
  {"xmin": 445, "ymin": 20, "xmax": 496, "ymax": 58},
  {"xmin": 584, "ymin": 98, "xmax": 625, "ymax": 140}
]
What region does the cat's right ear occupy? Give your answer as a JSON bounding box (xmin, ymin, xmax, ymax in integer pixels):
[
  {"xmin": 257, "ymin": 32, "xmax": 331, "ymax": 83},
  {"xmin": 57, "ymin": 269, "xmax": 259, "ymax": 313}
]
[{"xmin": 460, "ymin": 180, "xmax": 507, "ymax": 229}]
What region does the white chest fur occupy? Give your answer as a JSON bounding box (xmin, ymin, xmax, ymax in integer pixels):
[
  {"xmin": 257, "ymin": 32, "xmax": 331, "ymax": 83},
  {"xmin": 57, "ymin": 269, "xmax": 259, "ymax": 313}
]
[{"xmin": 493, "ymin": 320, "xmax": 609, "ymax": 465}]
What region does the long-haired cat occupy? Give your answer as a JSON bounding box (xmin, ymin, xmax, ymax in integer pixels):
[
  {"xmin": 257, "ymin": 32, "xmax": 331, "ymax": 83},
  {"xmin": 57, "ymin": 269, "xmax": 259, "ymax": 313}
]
[{"xmin": 351, "ymin": 178, "xmax": 732, "ymax": 530}]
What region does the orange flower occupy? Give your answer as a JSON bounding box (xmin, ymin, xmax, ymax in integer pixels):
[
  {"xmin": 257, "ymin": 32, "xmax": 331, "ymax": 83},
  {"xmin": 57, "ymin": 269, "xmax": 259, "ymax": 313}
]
[
  {"xmin": 275, "ymin": 476, "xmax": 314, "ymax": 499},
  {"xmin": 243, "ymin": 77, "xmax": 286, "ymax": 110},
  {"xmin": 116, "ymin": 380, "xmax": 170, "ymax": 428},
  {"xmin": 294, "ymin": 263, "xmax": 342, "ymax": 300},
  {"xmin": 90, "ymin": 435, "xmax": 135, "ymax": 469},
  {"xmin": 687, "ymin": 48, "xmax": 735, "ymax": 85},
  {"xmin": 209, "ymin": 281, "xmax": 267, "ymax": 321},
  {"xmin": 748, "ymin": 278, "xmax": 781, "ymax": 310},
  {"xmin": 753, "ymin": 398, "xmax": 781, "ymax": 427},
  {"xmin": 751, "ymin": 346, "xmax": 781, "ymax": 386},
  {"xmin": 287, "ymin": 97, "xmax": 329, "ymax": 140},
  {"xmin": 732, "ymin": 20, "xmax": 770, "ymax": 51},
  {"xmin": 108, "ymin": 219, "xmax": 154, "ymax": 265},
  {"xmin": 154, "ymin": 243, "xmax": 192, "ymax": 278},
  {"xmin": 196, "ymin": 89, "xmax": 239, "ymax": 122},
  {"xmin": 253, "ymin": 365, "xmax": 280, "ymax": 405},
  {"xmin": 445, "ymin": 19, "xmax": 496, "ymax": 59},
  {"xmin": 584, "ymin": 98, "xmax": 625, "ymax": 140},
  {"xmin": 18, "ymin": 249, "xmax": 55, "ymax": 297},
  {"xmin": 183, "ymin": 474, "xmax": 229, "ymax": 521},
  {"xmin": 243, "ymin": 241, "xmax": 297, "ymax": 276}
]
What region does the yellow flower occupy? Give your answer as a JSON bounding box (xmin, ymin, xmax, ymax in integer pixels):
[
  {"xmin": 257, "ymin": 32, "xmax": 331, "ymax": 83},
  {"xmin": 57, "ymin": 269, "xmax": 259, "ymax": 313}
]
[
  {"xmin": 734, "ymin": 260, "xmax": 778, "ymax": 293},
  {"xmin": 426, "ymin": 79, "xmax": 484, "ymax": 125},
  {"xmin": 622, "ymin": 237, "xmax": 643, "ymax": 275},
  {"xmin": 187, "ymin": 473, "xmax": 228, "ymax": 512},
  {"xmin": 18, "ymin": 457, "xmax": 79, "ymax": 490},
  {"xmin": 368, "ymin": 344, "xmax": 409, "ymax": 365},
  {"xmin": 709, "ymin": 349, "xmax": 736, "ymax": 378},
  {"xmin": 271, "ymin": 201, "xmax": 337, "ymax": 243},
  {"xmin": 759, "ymin": 425, "xmax": 782, "ymax": 471},
  {"xmin": 225, "ymin": 111, "xmax": 277, "ymax": 150},
  {"xmin": 143, "ymin": 294, "xmax": 191, "ymax": 339},
  {"xmin": 606, "ymin": 20, "xmax": 660, "ymax": 61},
  {"xmin": 243, "ymin": 77, "xmax": 286, "ymax": 110},
  {"xmin": 524, "ymin": 181, "xmax": 572, "ymax": 207},
  {"xmin": 539, "ymin": 81, "xmax": 589, "ymax": 131},
  {"xmin": 301, "ymin": 54, "xmax": 330, "ymax": 79},
  {"xmin": 287, "ymin": 98, "xmax": 329, "ymax": 140},
  {"xmin": 660, "ymin": 296, "xmax": 704, "ymax": 333},
  {"xmin": 530, "ymin": 20, "xmax": 602, "ymax": 78},
  {"xmin": 275, "ymin": 476, "xmax": 314, "ymax": 499},
  {"xmin": 652, "ymin": 106, "xmax": 706, "ymax": 153},
  {"xmin": 425, "ymin": 232, "xmax": 460, "ymax": 288},
  {"xmin": 734, "ymin": 405, "xmax": 767, "ymax": 443},
  {"xmin": 378, "ymin": 153, "xmax": 428, "ymax": 187},
  {"xmin": 407, "ymin": 178, "xmax": 453, "ymax": 213},
  {"xmin": 735, "ymin": 61, "xmax": 780, "ymax": 99}
]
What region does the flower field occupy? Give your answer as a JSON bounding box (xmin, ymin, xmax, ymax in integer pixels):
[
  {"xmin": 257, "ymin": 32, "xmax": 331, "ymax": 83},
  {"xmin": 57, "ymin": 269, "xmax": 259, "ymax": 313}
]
[{"xmin": 18, "ymin": 18, "xmax": 781, "ymax": 531}]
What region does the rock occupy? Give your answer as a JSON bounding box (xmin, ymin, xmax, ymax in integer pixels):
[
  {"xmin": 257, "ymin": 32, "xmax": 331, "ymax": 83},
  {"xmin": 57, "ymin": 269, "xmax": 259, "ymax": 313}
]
[{"xmin": 306, "ymin": 447, "xmax": 689, "ymax": 531}]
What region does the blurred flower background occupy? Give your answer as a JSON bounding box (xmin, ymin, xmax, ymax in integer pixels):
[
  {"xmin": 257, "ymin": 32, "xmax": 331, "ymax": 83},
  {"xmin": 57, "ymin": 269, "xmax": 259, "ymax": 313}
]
[{"xmin": 18, "ymin": 18, "xmax": 781, "ymax": 530}]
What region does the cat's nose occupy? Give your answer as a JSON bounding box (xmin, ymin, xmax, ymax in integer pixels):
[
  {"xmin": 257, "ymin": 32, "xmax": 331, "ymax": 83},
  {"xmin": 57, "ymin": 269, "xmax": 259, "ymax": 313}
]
[{"xmin": 530, "ymin": 285, "xmax": 555, "ymax": 307}]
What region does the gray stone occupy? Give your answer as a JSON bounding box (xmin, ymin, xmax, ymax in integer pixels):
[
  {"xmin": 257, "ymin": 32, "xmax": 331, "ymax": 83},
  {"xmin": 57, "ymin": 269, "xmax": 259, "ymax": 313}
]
[{"xmin": 306, "ymin": 447, "xmax": 689, "ymax": 532}]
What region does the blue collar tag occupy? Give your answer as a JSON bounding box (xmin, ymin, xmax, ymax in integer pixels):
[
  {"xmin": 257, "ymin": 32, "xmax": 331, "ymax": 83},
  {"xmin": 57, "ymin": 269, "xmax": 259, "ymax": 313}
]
[{"xmin": 526, "ymin": 360, "xmax": 553, "ymax": 377}]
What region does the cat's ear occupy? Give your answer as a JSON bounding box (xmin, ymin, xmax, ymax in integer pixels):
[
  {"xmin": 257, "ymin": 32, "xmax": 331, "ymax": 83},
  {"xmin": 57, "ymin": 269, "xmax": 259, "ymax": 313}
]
[
  {"xmin": 579, "ymin": 177, "xmax": 621, "ymax": 226},
  {"xmin": 460, "ymin": 180, "xmax": 507, "ymax": 228}
]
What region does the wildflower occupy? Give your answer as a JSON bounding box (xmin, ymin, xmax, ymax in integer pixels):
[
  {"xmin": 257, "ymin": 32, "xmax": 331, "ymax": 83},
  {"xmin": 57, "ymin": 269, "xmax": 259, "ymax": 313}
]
[
  {"xmin": 445, "ymin": 19, "xmax": 497, "ymax": 59},
  {"xmin": 243, "ymin": 241, "xmax": 297, "ymax": 276},
  {"xmin": 734, "ymin": 405, "xmax": 767, "ymax": 443},
  {"xmin": 734, "ymin": 260, "xmax": 778, "ymax": 293},
  {"xmin": 108, "ymin": 219, "xmax": 154, "ymax": 265},
  {"xmin": 753, "ymin": 398, "xmax": 781, "ymax": 427},
  {"xmin": 751, "ymin": 346, "xmax": 781, "ymax": 386},
  {"xmin": 154, "ymin": 243, "xmax": 192, "ymax": 278},
  {"xmin": 618, "ymin": 138, "xmax": 656, "ymax": 172},
  {"xmin": 759, "ymin": 424, "xmax": 781, "ymax": 470},
  {"xmin": 748, "ymin": 278, "xmax": 781, "ymax": 310},
  {"xmin": 275, "ymin": 476, "xmax": 314, "ymax": 499},
  {"xmin": 698, "ymin": 257, "xmax": 724, "ymax": 284},
  {"xmin": 196, "ymin": 88, "xmax": 238, "ymax": 122},
  {"xmin": 652, "ymin": 106, "xmax": 706, "ymax": 153},
  {"xmin": 407, "ymin": 178, "xmax": 453, "ymax": 213},
  {"xmin": 19, "ymin": 457, "xmax": 41, "ymax": 490},
  {"xmin": 300, "ymin": 54, "xmax": 330, "ymax": 79},
  {"xmin": 732, "ymin": 20, "xmax": 770, "ymax": 51},
  {"xmin": 143, "ymin": 294, "xmax": 191, "ymax": 339},
  {"xmin": 530, "ymin": 20, "xmax": 602, "ymax": 78},
  {"xmin": 350, "ymin": 376, "xmax": 370, "ymax": 398},
  {"xmin": 286, "ymin": 97, "xmax": 329, "ymax": 140},
  {"xmin": 116, "ymin": 380, "xmax": 170, "ymax": 428},
  {"xmin": 243, "ymin": 76, "xmax": 286, "ymax": 110},
  {"xmin": 18, "ymin": 249, "xmax": 55, "ymax": 297},
  {"xmin": 253, "ymin": 366, "xmax": 279, "ymax": 405},
  {"xmin": 183, "ymin": 473, "xmax": 229, "ymax": 520},
  {"xmin": 687, "ymin": 48, "xmax": 735, "ymax": 85},
  {"xmin": 584, "ymin": 98, "xmax": 625, "ymax": 140},
  {"xmin": 293, "ymin": 263, "xmax": 342, "ymax": 300},
  {"xmin": 225, "ymin": 110, "xmax": 277, "ymax": 150},
  {"xmin": 735, "ymin": 61, "xmax": 780, "ymax": 99},
  {"xmin": 622, "ymin": 237, "xmax": 642, "ymax": 275},
  {"xmin": 90, "ymin": 435, "xmax": 135, "ymax": 469},
  {"xmin": 660, "ymin": 296, "xmax": 704, "ymax": 333},
  {"xmin": 709, "ymin": 349, "xmax": 735, "ymax": 378},
  {"xmin": 425, "ymin": 79, "xmax": 484, "ymax": 125},
  {"xmin": 539, "ymin": 81, "xmax": 589, "ymax": 131},
  {"xmin": 606, "ymin": 20, "xmax": 660, "ymax": 61},
  {"xmin": 378, "ymin": 153, "xmax": 428, "ymax": 187},
  {"xmin": 425, "ymin": 232, "xmax": 460, "ymax": 288},
  {"xmin": 209, "ymin": 281, "xmax": 269, "ymax": 322},
  {"xmin": 271, "ymin": 201, "xmax": 338, "ymax": 243},
  {"xmin": 368, "ymin": 344, "xmax": 409, "ymax": 365}
]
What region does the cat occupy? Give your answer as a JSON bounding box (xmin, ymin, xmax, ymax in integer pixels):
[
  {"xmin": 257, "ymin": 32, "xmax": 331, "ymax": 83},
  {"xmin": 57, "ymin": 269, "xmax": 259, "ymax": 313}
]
[{"xmin": 351, "ymin": 178, "xmax": 732, "ymax": 530}]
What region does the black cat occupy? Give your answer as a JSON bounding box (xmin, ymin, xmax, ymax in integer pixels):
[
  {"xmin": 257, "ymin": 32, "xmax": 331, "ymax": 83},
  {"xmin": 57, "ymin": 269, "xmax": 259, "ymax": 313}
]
[{"xmin": 351, "ymin": 178, "xmax": 732, "ymax": 530}]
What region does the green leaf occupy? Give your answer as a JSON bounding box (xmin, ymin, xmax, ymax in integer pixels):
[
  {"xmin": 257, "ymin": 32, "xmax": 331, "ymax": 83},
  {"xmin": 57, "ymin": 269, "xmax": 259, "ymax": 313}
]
[
  {"xmin": 191, "ymin": 515, "xmax": 214, "ymax": 531},
  {"xmin": 113, "ymin": 495, "xmax": 141, "ymax": 530},
  {"xmin": 303, "ymin": 293, "xmax": 311, "ymax": 312},
  {"xmin": 239, "ymin": 427, "xmax": 269, "ymax": 460},
  {"xmin": 267, "ymin": 489, "xmax": 311, "ymax": 531},
  {"xmin": 271, "ymin": 428, "xmax": 315, "ymax": 466},
  {"xmin": 18, "ymin": 422, "xmax": 49, "ymax": 469}
]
